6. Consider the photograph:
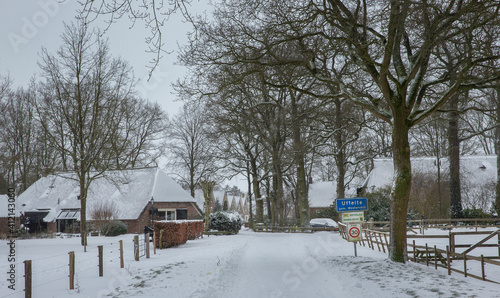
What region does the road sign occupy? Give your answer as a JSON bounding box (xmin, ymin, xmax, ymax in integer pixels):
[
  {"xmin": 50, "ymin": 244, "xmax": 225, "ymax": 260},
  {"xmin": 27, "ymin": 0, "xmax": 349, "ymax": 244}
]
[
  {"xmin": 342, "ymin": 211, "xmax": 364, "ymax": 223},
  {"xmin": 348, "ymin": 224, "xmax": 362, "ymax": 242},
  {"xmin": 336, "ymin": 197, "xmax": 368, "ymax": 212}
]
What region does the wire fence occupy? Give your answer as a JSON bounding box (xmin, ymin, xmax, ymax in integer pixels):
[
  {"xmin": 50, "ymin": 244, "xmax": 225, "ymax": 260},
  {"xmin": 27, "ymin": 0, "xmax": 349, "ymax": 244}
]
[{"xmin": 0, "ymin": 234, "xmax": 147, "ymax": 298}]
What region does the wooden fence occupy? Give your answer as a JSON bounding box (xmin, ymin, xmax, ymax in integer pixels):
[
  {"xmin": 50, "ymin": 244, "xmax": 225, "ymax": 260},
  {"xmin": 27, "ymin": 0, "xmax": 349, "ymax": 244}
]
[
  {"xmin": 4, "ymin": 235, "xmax": 152, "ymax": 298},
  {"xmin": 367, "ymin": 218, "xmax": 499, "ymax": 234},
  {"xmin": 254, "ymin": 225, "xmax": 339, "ymax": 233},
  {"xmin": 407, "ymin": 233, "xmax": 500, "ymax": 284},
  {"xmin": 254, "ymin": 225, "xmax": 314, "ymax": 233},
  {"xmin": 339, "ymin": 223, "xmax": 500, "ymax": 284}
]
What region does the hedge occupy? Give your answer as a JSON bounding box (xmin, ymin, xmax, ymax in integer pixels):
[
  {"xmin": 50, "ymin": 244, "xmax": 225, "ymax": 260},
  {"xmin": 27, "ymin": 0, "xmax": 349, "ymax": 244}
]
[{"xmin": 153, "ymin": 220, "xmax": 203, "ymax": 249}]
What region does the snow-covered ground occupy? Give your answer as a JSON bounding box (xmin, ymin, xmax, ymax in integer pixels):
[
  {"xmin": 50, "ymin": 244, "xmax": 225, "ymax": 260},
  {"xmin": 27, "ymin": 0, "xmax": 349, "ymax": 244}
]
[{"xmin": 1, "ymin": 228, "xmax": 499, "ymax": 298}]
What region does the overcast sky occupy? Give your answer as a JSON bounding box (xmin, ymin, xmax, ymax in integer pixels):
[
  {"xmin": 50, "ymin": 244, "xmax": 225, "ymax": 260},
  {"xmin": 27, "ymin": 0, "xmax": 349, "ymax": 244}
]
[{"xmin": 0, "ymin": 0, "xmax": 210, "ymax": 116}]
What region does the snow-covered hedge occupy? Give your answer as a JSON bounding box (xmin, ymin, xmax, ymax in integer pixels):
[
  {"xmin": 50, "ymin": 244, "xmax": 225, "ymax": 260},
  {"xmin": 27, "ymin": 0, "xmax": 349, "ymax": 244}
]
[
  {"xmin": 209, "ymin": 211, "xmax": 243, "ymax": 234},
  {"xmin": 154, "ymin": 220, "xmax": 203, "ymax": 248}
]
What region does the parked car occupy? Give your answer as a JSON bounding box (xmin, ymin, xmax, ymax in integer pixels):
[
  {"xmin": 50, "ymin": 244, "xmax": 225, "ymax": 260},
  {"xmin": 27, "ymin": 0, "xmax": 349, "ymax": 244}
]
[{"xmin": 310, "ymin": 218, "xmax": 339, "ymax": 228}]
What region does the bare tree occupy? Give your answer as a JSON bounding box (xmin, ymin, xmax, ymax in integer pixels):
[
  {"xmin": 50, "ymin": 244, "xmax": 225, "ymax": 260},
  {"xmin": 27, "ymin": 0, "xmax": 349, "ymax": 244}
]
[
  {"xmin": 108, "ymin": 97, "xmax": 168, "ymax": 169},
  {"xmin": 77, "ymin": 0, "xmax": 197, "ymax": 76},
  {"xmin": 0, "ymin": 81, "xmax": 56, "ymax": 193},
  {"xmin": 166, "ymin": 103, "xmax": 218, "ymax": 197},
  {"xmin": 36, "ymin": 22, "xmax": 137, "ymax": 245}
]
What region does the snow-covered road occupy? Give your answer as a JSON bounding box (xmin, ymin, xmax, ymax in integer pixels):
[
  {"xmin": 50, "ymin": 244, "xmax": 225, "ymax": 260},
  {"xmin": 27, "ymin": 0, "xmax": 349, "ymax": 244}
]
[
  {"xmin": 2, "ymin": 229, "xmax": 499, "ymax": 297},
  {"xmin": 117, "ymin": 230, "xmax": 499, "ymax": 298}
]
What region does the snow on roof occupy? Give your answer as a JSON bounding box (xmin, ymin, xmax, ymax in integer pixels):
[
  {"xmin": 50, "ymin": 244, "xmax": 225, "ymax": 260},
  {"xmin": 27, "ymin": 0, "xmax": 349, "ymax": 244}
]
[
  {"xmin": 16, "ymin": 167, "xmax": 195, "ymax": 221},
  {"xmin": 308, "ymin": 181, "xmax": 336, "ymax": 208},
  {"xmin": 194, "ymin": 189, "xmax": 231, "ymax": 211},
  {"xmin": 363, "ymin": 156, "xmax": 497, "ymax": 192}
]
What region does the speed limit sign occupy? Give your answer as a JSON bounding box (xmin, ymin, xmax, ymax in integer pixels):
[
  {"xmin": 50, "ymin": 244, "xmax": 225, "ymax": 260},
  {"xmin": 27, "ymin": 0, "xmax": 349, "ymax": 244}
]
[{"xmin": 348, "ymin": 224, "xmax": 362, "ymax": 242}]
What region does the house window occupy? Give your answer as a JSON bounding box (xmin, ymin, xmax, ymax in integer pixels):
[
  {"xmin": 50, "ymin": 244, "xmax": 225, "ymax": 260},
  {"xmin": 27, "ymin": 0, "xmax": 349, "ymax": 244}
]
[
  {"xmin": 176, "ymin": 209, "xmax": 188, "ymax": 220},
  {"xmin": 158, "ymin": 208, "xmax": 187, "ymax": 220},
  {"xmin": 166, "ymin": 209, "xmax": 176, "ymax": 220},
  {"xmin": 158, "ymin": 209, "xmax": 176, "ymax": 220},
  {"xmin": 157, "ymin": 211, "xmax": 166, "ymax": 220}
]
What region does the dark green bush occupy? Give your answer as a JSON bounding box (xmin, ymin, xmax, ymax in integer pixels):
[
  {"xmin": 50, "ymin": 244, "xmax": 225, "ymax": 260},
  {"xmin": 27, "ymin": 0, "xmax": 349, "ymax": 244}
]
[
  {"xmin": 209, "ymin": 211, "xmax": 243, "ymax": 234},
  {"xmin": 313, "ymin": 206, "xmax": 339, "ymax": 222},
  {"xmin": 365, "ymin": 186, "xmax": 391, "ymax": 221},
  {"xmin": 101, "ymin": 221, "xmax": 127, "ymax": 236},
  {"xmin": 365, "ymin": 186, "xmax": 420, "ymax": 221},
  {"xmin": 462, "ymin": 207, "xmax": 491, "ymax": 219}
]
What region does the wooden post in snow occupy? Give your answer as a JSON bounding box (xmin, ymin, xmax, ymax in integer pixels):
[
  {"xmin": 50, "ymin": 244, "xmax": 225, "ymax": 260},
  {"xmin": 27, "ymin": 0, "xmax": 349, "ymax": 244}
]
[
  {"xmin": 446, "ymin": 245, "xmax": 451, "ymax": 275},
  {"xmin": 145, "ymin": 233, "xmax": 150, "ymax": 259},
  {"xmin": 24, "ymin": 260, "xmax": 32, "ymax": 298},
  {"xmin": 98, "ymin": 245, "xmax": 103, "ymax": 277},
  {"xmin": 69, "ymin": 251, "xmax": 75, "ymax": 289},
  {"xmin": 134, "ymin": 235, "xmax": 139, "ymax": 261},
  {"xmin": 119, "ymin": 240, "xmax": 124, "ymax": 269}
]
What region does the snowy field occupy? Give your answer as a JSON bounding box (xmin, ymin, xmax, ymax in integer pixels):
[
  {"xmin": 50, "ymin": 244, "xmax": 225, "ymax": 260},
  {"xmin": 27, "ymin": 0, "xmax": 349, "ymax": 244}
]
[{"xmin": 1, "ymin": 228, "xmax": 499, "ymax": 298}]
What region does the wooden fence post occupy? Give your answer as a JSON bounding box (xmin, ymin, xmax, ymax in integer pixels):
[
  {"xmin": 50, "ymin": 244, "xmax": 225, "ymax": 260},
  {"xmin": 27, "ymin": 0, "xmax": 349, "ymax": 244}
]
[
  {"xmin": 134, "ymin": 235, "xmax": 139, "ymax": 261},
  {"xmin": 481, "ymin": 254, "xmax": 485, "ymax": 281},
  {"xmin": 119, "ymin": 240, "xmax": 124, "ymax": 269},
  {"xmin": 449, "ymin": 232, "xmax": 455, "ymax": 255},
  {"xmin": 413, "ymin": 240, "xmax": 416, "ymax": 262},
  {"xmin": 384, "ymin": 234, "xmax": 389, "ymax": 254},
  {"xmin": 446, "ymin": 245, "xmax": 451, "ymax": 275},
  {"xmin": 434, "ymin": 245, "xmax": 437, "ymax": 270},
  {"xmin": 98, "ymin": 245, "xmax": 103, "ymax": 277},
  {"xmin": 425, "ymin": 244, "xmax": 429, "ymax": 266},
  {"xmin": 69, "ymin": 251, "xmax": 75, "ymax": 290},
  {"xmin": 463, "ymin": 253, "xmax": 467, "ymax": 277},
  {"xmin": 24, "ymin": 260, "xmax": 32, "ymax": 298},
  {"xmin": 379, "ymin": 233, "xmax": 385, "ymax": 253},
  {"xmin": 497, "ymin": 232, "xmax": 500, "ymax": 258},
  {"xmin": 146, "ymin": 233, "xmax": 150, "ymax": 259},
  {"xmin": 153, "ymin": 231, "xmax": 156, "ymax": 254}
]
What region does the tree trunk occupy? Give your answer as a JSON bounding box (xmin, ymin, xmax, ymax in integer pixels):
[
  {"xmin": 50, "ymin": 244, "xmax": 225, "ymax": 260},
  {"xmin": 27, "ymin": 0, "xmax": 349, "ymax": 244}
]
[
  {"xmin": 79, "ymin": 174, "xmax": 88, "ymax": 246},
  {"xmin": 334, "ymin": 99, "xmax": 346, "ymax": 199},
  {"xmin": 200, "ymin": 180, "xmax": 215, "ymax": 232},
  {"xmin": 495, "ymin": 88, "xmax": 500, "ymax": 216},
  {"xmin": 448, "ymin": 96, "xmax": 463, "ymax": 218},
  {"xmin": 389, "ymin": 114, "xmax": 411, "ymax": 263},
  {"xmin": 252, "ymin": 170, "xmax": 264, "ymax": 223},
  {"xmin": 245, "ymin": 161, "xmax": 253, "ymax": 227},
  {"xmin": 265, "ymin": 178, "xmax": 272, "ymax": 221},
  {"xmin": 290, "ymin": 92, "xmax": 309, "ymax": 226}
]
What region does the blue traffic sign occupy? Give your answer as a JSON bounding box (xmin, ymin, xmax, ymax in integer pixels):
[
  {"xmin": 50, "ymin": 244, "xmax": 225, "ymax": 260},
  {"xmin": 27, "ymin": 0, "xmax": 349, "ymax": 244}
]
[{"xmin": 336, "ymin": 197, "xmax": 368, "ymax": 212}]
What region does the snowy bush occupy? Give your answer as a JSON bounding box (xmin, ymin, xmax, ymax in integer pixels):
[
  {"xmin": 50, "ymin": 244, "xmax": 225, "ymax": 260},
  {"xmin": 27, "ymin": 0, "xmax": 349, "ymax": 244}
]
[
  {"xmin": 209, "ymin": 211, "xmax": 243, "ymax": 234},
  {"xmin": 101, "ymin": 220, "xmax": 127, "ymax": 236}
]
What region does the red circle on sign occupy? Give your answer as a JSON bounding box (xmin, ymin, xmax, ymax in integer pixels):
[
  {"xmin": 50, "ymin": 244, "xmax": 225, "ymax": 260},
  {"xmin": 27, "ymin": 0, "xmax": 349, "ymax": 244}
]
[{"xmin": 349, "ymin": 227, "xmax": 360, "ymax": 238}]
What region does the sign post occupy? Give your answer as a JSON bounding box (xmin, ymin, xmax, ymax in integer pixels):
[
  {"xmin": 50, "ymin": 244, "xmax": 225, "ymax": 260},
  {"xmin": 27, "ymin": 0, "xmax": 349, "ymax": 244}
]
[
  {"xmin": 336, "ymin": 197, "xmax": 368, "ymax": 212},
  {"xmin": 342, "ymin": 212, "xmax": 364, "ymax": 224},
  {"xmin": 336, "ymin": 197, "xmax": 368, "ymax": 257}
]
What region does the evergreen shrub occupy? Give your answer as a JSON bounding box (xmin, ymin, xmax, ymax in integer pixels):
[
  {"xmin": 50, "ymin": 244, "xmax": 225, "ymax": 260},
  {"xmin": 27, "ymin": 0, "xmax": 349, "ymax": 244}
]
[
  {"xmin": 101, "ymin": 220, "xmax": 127, "ymax": 236},
  {"xmin": 209, "ymin": 211, "xmax": 243, "ymax": 234}
]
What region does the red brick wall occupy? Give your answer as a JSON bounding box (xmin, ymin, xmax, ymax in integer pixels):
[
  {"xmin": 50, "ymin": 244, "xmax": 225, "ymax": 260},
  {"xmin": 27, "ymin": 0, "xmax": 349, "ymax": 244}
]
[{"xmin": 123, "ymin": 202, "xmax": 203, "ymax": 234}]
